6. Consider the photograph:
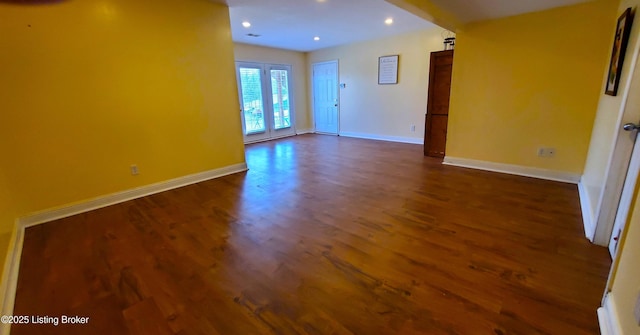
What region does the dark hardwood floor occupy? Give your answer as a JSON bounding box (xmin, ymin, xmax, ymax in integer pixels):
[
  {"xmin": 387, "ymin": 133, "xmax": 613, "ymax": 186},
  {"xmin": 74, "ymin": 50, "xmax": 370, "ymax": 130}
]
[{"xmin": 12, "ymin": 134, "xmax": 611, "ymax": 334}]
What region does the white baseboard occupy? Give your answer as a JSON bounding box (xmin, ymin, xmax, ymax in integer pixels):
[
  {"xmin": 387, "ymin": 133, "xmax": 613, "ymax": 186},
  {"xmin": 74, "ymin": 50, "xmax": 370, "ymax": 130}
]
[
  {"xmin": 244, "ymin": 132, "xmax": 298, "ymax": 144},
  {"xmin": 0, "ymin": 223, "xmax": 24, "ymax": 335},
  {"xmin": 19, "ymin": 163, "xmax": 247, "ymax": 228},
  {"xmin": 339, "ymin": 131, "xmax": 423, "ymax": 145},
  {"xmin": 296, "ymin": 128, "xmax": 314, "ymax": 135},
  {"xmin": 442, "ymin": 156, "xmax": 581, "ymax": 184},
  {"xmin": 0, "ymin": 162, "xmax": 248, "ymax": 335},
  {"xmin": 598, "ymin": 294, "xmax": 622, "ymax": 335},
  {"xmin": 578, "ymin": 181, "xmax": 596, "ymax": 241}
]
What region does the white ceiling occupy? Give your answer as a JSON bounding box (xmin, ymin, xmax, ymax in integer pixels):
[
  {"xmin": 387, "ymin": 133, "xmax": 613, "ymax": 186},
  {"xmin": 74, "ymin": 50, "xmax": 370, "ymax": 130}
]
[
  {"xmin": 427, "ymin": 0, "xmax": 594, "ymax": 24},
  {"xmin": 226, "ymin": 0, "xmax": 436, "ymax": 52},
  {"xmin": 225, "ymin": 0, "xmax": 594, "ymax": 52}
]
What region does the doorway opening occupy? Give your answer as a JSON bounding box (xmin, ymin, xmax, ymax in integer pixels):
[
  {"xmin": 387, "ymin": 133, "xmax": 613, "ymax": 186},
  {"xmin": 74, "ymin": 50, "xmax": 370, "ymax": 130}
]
[{"xmin": 236, "ymin": 62, "xmax": 296, "ymax": 143}]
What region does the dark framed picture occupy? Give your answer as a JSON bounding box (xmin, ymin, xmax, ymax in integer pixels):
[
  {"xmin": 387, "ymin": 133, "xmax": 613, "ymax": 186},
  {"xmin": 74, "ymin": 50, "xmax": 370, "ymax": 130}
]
[{"xmin": 606, "ymin": 8, "xmax": 634, "ymax": 96}]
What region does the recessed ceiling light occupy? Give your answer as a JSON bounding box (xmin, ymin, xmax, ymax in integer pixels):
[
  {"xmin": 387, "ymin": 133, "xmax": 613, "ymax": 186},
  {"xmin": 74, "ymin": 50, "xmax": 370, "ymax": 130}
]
[
  {"xmin": 385, "ymin": 18, "xmax": 393, "ymax": 25},
  {"xmin": 242, "ymin": 21, "xmax": 251, "ymax": 28},
  {"xmin": 314, "ymin": 36, "xmax": 320, "ymax": 41}
]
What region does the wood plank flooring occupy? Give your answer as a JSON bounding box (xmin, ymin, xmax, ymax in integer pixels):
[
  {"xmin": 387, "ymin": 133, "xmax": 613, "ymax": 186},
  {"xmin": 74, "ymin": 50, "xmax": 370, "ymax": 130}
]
[{"xmin": 11, "ymin": 134, "xmax": 611, "ymax": 334}]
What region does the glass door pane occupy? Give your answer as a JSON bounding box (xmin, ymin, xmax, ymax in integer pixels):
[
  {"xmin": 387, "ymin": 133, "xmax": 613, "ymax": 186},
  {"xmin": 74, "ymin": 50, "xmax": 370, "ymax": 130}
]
[
  {"xmin": 238, "ymin": 67, "xmax": 266, "ymax": 135},
  {"xmin": 270, "ymin": 69, "xmax": 291, "ymax": 130},
  {"xmin": 236, "ymin": 62, "xmax": 295, "ymax": 143},
  {"xmin": 268, "ymin": 65, "xmax": 295, "ymax": 139}
]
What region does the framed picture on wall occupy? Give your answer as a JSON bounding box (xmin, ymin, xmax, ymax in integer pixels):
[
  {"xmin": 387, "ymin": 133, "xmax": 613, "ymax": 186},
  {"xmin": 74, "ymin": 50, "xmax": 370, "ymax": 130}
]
[
  {"xmin": 378, "ymin": 55, "xmax": 399, "ymax": 84},
  {"xmin": 605, "ymin": 7, "xmax": 633, "ymax": 96}
]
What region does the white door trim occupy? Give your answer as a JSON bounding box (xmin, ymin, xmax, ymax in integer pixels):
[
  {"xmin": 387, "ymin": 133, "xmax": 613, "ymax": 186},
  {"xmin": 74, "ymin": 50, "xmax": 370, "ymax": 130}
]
[
  {"xmin": 236, "ymin": 62, "xmax": 297, "ymax": 144},
  {"xmin": 312, "ymin": 60, "xmax": 339, "ymax": 135},
  {"xmin": 268, "ymin": 64, "xmax": 296, "ymax": 139},
  {"xmin": 609, "ymin": 131, "xmax": 640, "ymax": 256},
  {"xmin": 236, "ymin": 62, "xmax": 271, "ymax": 143},
  {"xmin": 591, "ymin": 31, "xmax": 640, "ymax": 246},
  {"xmin": 597, "ymin": 293, "xmax": 623, "ymax": 335}
]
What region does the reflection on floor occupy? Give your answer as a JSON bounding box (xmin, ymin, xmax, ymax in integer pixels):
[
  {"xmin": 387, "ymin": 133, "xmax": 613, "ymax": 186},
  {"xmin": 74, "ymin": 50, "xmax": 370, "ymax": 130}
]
[{"xmin": 12, "ymin": 134, "xmax": 610, "ymax": 335}]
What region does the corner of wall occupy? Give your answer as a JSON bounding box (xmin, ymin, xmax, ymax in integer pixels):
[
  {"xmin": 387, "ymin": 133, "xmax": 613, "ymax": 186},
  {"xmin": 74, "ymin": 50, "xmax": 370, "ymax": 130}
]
[
  {"xmin": 578, "ymin": 180, "xmax": 596, "ymax": 241},
  {"xmin": 0, "ymin": 222, "xmax": 23, "ymax": 335},
  {"xmin": 0, "ymin": 230, "xmax": 12, "ymax": 287},
  {"xmin": 0, "ymin": 161, "xmax": 248, "ymax": 334},
  {"xmin": 598, "ymin": 293, "xmax": 623, "ymax": 335},
  {"xmin": 446, "ymin": 1, "xmax": 617, "ymax": 175}
]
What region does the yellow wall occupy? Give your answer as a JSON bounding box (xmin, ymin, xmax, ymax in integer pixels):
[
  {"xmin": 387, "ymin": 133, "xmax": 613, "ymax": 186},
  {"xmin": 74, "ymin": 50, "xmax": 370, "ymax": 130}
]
[
  {"xmin": 0, "ymin": 0, "xmax": 245, "ymax": 218},
  {"xmin": 610, "ymin": 180, "xmax": 640, "ymax": 334},
  {"xmin": 446, "ymin": 0, "xmax": 618, "ymax": 174},
  {"xmin": 307, "ymin": 28, "xmax": 444, "ymax": 142},
  {"xmin": 0, "ymin": 0, "xmax": 244, "ymax": 265},
  {"xmin": 0, "ymin": 168, "xmax": 15, "ymax": 233},
  {"xmin": 233, "ymin": 43, "xmax": 311, "ymax": 131}
]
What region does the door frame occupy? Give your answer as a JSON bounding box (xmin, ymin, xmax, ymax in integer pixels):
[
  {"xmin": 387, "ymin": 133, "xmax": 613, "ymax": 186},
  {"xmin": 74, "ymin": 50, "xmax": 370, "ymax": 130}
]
[
  {"xmin": 312, "ymin": 60, "xmax": 339, "ymax": 135},
  {"xmin": 236, "ymin": 62, "xmax": 296, "ymax": 144},
  {"xmin": 236, "ymin": 62, "xmax": 270, "ymax": 143},
  {"xmin": 268, "ymin": 64, "xmax": 296, "ymax": 140},
  {"xmin": 601, "ymin": 132, "xmax": 640, "ymax": 310},
  {"xmin": 424, "ymin": 50, "xmax": 454, "ymax": 158},
  {"xmin": 608, "ymin": 131, "xmax": 640, "ymax": 257},
  {"xmin": 591, "ymin": 31, "xmax": 640, "ymax": 246}
]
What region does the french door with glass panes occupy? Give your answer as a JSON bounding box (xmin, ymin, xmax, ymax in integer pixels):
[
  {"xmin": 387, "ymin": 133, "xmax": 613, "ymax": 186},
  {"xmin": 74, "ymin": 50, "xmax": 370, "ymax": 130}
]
[{"xmin": 236, "ymin": 62, "xmax": 295, "ymax": 143}]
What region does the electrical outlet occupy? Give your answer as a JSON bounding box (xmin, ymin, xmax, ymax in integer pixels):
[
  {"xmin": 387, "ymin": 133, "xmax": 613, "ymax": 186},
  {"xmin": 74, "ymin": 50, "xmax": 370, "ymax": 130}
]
[
  {"xmin": 410, "ymin": 124, "xmax": 416, "ymax": 132},
  {"xmin": 634, "ymin": 292, "xmax": 640, "ymax": 326},
  {"xmin": 537, "ymin": 147, "xmax": 556, "ymax": 157},
  {"xmin": 130, "ymin": 164, "xmax": 139, "ymax": 176},
  {"xmin": 547, "ymin": 148, "xmax": 556, "ymax": 157}
]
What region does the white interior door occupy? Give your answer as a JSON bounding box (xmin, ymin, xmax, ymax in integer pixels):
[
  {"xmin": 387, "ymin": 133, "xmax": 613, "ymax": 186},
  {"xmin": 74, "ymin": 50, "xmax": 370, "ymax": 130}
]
[
  {"xmin": 236, "ymin": 62, "xmax": 296, "ymax": 143},
  {"xmin": 609, "ymin": 127, "xmax": 640, "ymax": 257},
  {"xmin": 592, "ymin": 33, "xmax": 640, "ymax": 246},
  {"xmin": 313, "ymin": 61, "xmax": 339, "ymax": 134}
]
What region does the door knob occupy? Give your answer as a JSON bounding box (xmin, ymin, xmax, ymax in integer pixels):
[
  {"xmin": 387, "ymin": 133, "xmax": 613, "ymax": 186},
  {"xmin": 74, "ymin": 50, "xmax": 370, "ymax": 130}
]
[{"xmin": 623, "ymin": 123, "xmax": 640, "ymax": 131}]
